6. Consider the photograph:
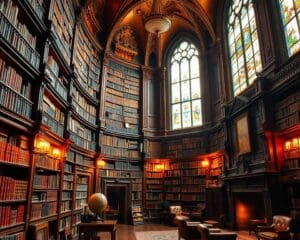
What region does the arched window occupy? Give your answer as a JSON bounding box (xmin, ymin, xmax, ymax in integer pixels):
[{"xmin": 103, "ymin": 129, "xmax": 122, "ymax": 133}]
[
  {"xmin": 278, "ymin": 0, "xmax": 300, "ymax": 56},
  {"xmin": 227, "ymin": 0, "xmax": 262, "ymax": 96},
  {"xmin": 170, "ymin": 41, "xmax": 202, "ymax": 130}
]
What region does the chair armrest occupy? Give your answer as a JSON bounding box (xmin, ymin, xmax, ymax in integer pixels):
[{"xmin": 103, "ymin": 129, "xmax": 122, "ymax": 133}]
[{"xmin": 257, "ymin": 226, "xmax": 274, "ymax": 232}]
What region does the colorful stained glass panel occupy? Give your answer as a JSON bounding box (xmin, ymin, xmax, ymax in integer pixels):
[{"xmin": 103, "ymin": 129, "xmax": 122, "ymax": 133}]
[
  {"xmin": 172, "ymin": 104, "xmax": 181, "ymax": 129},
  {"xmin": 171, "ymin": 83, "xmax": 180, "ymax": 104},
  {"xmin": 171, "ymin": 62, "xmax": 179, "ymax": 83},
  {"xmin": 192, "ymin": 100, "xmax": 202, "ymax": 126}
]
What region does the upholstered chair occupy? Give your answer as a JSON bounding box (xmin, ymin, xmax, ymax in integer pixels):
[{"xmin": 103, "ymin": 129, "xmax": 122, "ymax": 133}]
[
  {"xmin": 257, "ymin": 215, "xmax": 292, "ymax": 240},
  {"xmin": 176, "ymin": 217, "xmax": 201, "ymax": 240},
  {"xmin": 197, "ymin": 223, "xmax": 237, "ymax": 240}
]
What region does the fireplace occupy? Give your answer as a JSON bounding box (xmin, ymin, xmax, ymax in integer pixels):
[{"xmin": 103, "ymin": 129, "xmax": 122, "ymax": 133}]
[{"xmin": 234, "ymin": 192, "xmax": 266, "ymax": 230}]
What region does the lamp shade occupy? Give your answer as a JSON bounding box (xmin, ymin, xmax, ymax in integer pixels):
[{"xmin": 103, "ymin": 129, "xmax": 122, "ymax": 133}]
[
  {"xmin": 144, "ymin": 0, "xmax": 171, "ymax": 34},
  {"xmin": 144, "ymin": 14, "xmax": 171, "ymax": 34}
]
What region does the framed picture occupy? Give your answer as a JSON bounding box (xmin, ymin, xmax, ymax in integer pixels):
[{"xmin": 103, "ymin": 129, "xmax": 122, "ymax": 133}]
[{"xmin": 235, "ymin": 113, "xmax": 251, "ymax": 155}]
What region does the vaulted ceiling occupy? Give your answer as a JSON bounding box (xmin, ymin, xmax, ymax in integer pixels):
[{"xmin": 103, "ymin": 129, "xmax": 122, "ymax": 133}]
[{"xmin": 84, "ymin": 0, "xmax": 219, "ymax": 65}]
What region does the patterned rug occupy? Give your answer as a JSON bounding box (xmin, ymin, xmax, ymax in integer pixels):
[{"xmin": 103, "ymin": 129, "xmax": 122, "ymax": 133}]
[{"xmin": 134, "ymin": 230, "xmax": 178, "ymax": 240}]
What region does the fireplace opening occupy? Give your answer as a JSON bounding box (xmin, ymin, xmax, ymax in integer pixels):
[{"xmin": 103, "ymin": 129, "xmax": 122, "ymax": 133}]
[
  {"xmin": 106, "ymin": 185, "xmax": 129, "ymax": 224},
  {"xmin": 234, "ymin": 192, "xmax": 266, "ymax": 230}
]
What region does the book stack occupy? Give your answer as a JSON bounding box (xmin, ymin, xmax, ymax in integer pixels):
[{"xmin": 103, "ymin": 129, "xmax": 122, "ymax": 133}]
[
  {"xmin": 33, "ymin": 175, "xmax": 59, "ymax": 189},
  {"xmin": 30, "ymin": 201, "xmax": 57, "ymax": 219},
  {"xmin": 35, "ymin": 154, "xmax": 59, "ymax": 170},
  {"xmin": 0, "ymin": 177, "xmax": 27, "ymax": 200},
  {"xmin": 0, "ymin": 58, "xmax": 32, "ymax": 118},
  {"xmin": 0, "ymin": 1, "xmax": 40, "ymax": 69},
  {"xmin": 0, "ymin": 142, "xmax": 30, "ymax": 166},
  {"xmin": 0, "ymin": 204, "xmax": 25, "ymax": 226}
]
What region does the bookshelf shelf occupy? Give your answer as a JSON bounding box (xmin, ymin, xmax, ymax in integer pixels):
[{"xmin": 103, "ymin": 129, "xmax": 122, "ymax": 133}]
[
  {"xmin": 0, "ymin": 200, "xmax": 27, "ymax": 204},
  {"xmin": 0, "ymin": 11, "xmax": 40, "ymax": 70},
  {"xmin": 0, "ymin": 222, "xmax": 25, "ymax": 231},
  {"xmin": 17, "ymin": 0, "xmax": 47, "ymax": 33},
  {"xmin": 0, "ymin": 161, "xmax": 30, "ymax": 168}
]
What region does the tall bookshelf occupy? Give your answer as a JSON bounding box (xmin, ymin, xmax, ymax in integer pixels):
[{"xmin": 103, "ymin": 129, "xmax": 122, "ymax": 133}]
[
  {"xmin": 104, "ymin": 60, "xmax": 141, "ymax": 135},
  {"xmin": 164, "ymin": 161, "xmax": 181, "ymax": 203},
  {"xmin": 144, "ymin": 159, "xmax": 166, "ymax": 221},
  {"xmin": 0, "ymin": 132, "xmax": 30, "ymax": 240}
]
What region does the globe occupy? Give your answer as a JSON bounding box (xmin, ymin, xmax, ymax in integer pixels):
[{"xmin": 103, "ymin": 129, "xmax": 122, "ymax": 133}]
[{"xmin": 88, "ymin": 193, "xmax": 108, "ymax": 219}]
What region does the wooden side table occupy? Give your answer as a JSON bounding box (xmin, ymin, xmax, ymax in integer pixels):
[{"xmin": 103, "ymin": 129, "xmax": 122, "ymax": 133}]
[{"xmin": 78, "ymin": 220, "xmax": 117, "ymax": 240}]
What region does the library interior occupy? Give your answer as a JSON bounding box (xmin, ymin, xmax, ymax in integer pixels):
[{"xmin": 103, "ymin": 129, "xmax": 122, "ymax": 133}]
[{"xmin": 0, "ymin": 0, "xmax": 299, "ymax": 239}]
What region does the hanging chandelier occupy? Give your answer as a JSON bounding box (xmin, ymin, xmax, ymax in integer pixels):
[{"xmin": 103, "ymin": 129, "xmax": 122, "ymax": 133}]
[{"xmin": 144, "ymin": 0, "xmax": 171, "ymax": 34}]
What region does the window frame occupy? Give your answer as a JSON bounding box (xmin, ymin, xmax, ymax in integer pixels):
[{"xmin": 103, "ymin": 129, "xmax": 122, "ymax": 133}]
[
  {"xmin": 167, "ymin": 39, "xmax": 203, "ymax": 131},
  {"xmin": 226, "ymin": 0, "xmax": 263, "ymax": 97}
]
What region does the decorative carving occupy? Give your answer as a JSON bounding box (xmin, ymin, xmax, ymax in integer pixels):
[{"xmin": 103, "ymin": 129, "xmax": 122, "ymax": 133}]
[
  {"xmin": 113, "ymin": 26, "xmax": 138, "ymax": 62},
  {"xmin": 84, "ymin": 5, "xmax": 101, "ymax": 34}
]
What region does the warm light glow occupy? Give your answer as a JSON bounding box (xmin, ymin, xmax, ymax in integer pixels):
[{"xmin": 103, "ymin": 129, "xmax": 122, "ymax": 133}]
[
  {"xmin": 236, "ymin": 201, "xmax": 250, "ymax": 227},
  {"xmin": 52, "ymin": 148, "xmax": 61, "ymax": 158},
  {"xmin": 97, "ymin": 160, "xmax": 106, "ymax": 168},
  {"xmin": 201, "ymin": 160, "xmax": 209, "ymax": 167},
  {"xmin": 292, "ymin": 138, "xmax": 299, "ymax": 148},
  {"xmin": 155, "ymin": 164, "xmax": 165, "ymax": 171},
  {"xmin": 35, "ymin": 138, "xmax": 50, "ymax": 153},
  {"xmin": 285, "ymin": 141, "xmax": 291, "ymax": 150}
]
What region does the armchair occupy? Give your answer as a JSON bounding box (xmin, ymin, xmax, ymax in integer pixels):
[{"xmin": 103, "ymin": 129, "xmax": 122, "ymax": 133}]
[
  {"xmin": 170, "ymin": 206, "xmax": 189, "ymax": 226},
  {"xmin": 176, "ymin": 217, "xmax": 201, "ymax": 240},
  {"xmin": 257, "ymin": 215, "xmax": 291, "ymax": 240},
  {"xmin": 197, "ymin": 223, "xmax": 237, "ymax": 240}
]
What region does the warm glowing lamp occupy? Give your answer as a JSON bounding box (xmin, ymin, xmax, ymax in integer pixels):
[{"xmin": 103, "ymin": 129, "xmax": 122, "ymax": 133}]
[
  {"xmin": 35, "ymin": 138, "xmax": 50, "ymax": 153},
  {"xmin": 52, "ymin": 148, "xmax": 61, "ymax": 158},
  {"xmin": 285, "ymin": 141, "xmax": 291, "ymax": 151},
  {"xmin": 292, "ymin": 138, "xmax": 299, "ymax": 149},
  {"xmin": 144, "ymin": 0, "xmax": 171, "ymax": 35},
  {"xmin": 201, "ymin": 160, "xmax": 209, "ymax": 168},
  {"xmin": 97, "ymin": 159, "xmax": 106, "ymax": 168},
  {"xmin": 155, "ymin": 164, "xmax": 165, "ymax": 172}
]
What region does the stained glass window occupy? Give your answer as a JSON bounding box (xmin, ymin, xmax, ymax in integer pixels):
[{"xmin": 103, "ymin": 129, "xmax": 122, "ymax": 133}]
[
  {"xmin": 170, "ymin": 41, "xmax": 202, "ymax": 130},
  {"xmin": 227, "ymin": 0, "xmax": 262, "ymax": 96},
  {"xmin": 279, "ymin": 0, "xmax": 300, "ymax": 56}
]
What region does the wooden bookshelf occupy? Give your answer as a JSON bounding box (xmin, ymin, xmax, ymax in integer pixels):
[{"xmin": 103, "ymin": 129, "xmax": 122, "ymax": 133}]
[
  {"xmin": 104, "ymin": 61, "xmax": 141, "ymax": 135},
  {"xmin": 130, "ymin": 205, "xmax": 144, "ymax": 225},
  {"xmin": 73, "ymin": 23, "xmax": 101, "ymax": 99},
  {"xmin": 50, "ymin": 0, "xmax": 75, "ymax": 66},
  {"xmin": 0, "ymin": 133, "xmax": 30, "ymax": 239}
]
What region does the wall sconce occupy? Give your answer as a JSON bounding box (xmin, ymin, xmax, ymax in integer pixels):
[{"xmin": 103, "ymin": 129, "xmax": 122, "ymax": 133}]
[
  {"xmin": 52, "ymin": 148, "xmax": 61, "ymax": 159},
  {"xmin": 97, "ymin": 159, "xmax": 106, "ymax": 168},
  {"xmin": 35, "ymin": 138, "xmax": 50, "ymax": 153},
  {"xmin": 201, "ymin": 159, "xmax": 210, "ymax": 168},
  {"xmin": 284, "ymin": 137, "xmax": 300, "ymax": 158},
  {"xmin": 155, "ymin": 164, "xmax": 165, "ymax": 172}
]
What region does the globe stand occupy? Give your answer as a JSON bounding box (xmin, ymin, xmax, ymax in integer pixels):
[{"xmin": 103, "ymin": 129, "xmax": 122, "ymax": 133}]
[{"xmin": 94, "ymin": 213, "xmax": 104, "ymax": 222}]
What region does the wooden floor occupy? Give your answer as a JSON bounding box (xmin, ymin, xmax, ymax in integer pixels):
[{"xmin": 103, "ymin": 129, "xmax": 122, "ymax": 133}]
[{"xmin": 97, "ymin": 223, "xmax": 257, "ymax": 240}]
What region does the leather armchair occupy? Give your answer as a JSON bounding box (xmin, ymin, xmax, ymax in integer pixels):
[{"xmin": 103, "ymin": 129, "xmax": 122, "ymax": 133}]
[
  {"xmin": 197, "ymin": 223, "xmax": 237, "ymax": 240},
  {"xmin": 170, "ymin": 206, "xmax": 189, "ymax": 226},
  {"xmin": 257, "ymin": 215, "xmax": 292, "ymax": 240},
  {"xmin": 176, "ymin": 217, "xmax": 201, "ymax": 240}
]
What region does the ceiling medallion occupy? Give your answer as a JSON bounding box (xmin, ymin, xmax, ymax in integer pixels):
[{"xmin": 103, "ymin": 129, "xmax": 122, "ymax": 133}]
[{"xmin": 144, "ymin": 0, "xmax": 171, "ymax": 35}]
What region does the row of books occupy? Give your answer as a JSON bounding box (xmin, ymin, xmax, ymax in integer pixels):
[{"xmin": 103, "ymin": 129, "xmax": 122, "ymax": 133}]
[
  {"xmin": 60, "ymin": 201, "xmax": 71, "ymax": 212},
  {"xmin": 0, "ymin": 177, "xmax": 27, "ymax": 200},
  {"xmin": 63, "ymin": 181, "xmax": 72, "ymax": 190},
  {"xmin": 52, "ymin": 0, "xmax": 74, "ymax": 65},
  {"xmin": 181, "ymin": 186, "xmax": 206, "ymax": 193},
  {"xmin": 181, "ymin": 194, "xmax": 205, "ymax": 201},
  {"xmin": 76, "ymin": 154, "xmax": 94, "ymax": 167},
  {"xmin": 0, "ymin": 80, "xmax": 33, "ymax": 118},
  {"xmin": 27, "ymin": 0, "xmax": 44, "ymax": 20},
  {"xmin": 0, "ymin": 204, "xmax": 24, "ymax": 227},
  {"xmin": 32, "ymin": 191, "xmax": 57, "ymax": 202},
  {"xmin": 105, "ymin": 119, "xmax": 139, "ymax": 134},
  {"xmin": 99, "ymin": 169, "xmax": 143, "ymax": 178},
  {"xmin": 63, "ymin": 174, "xmax": 73, "ymax": 182},
  {"xmin": 75, "ymin": 199, "xmax": 86, "ymax": 209},
  {"xmin": 69, "ymin": 118, "xmax": 95, "ymax": 141},
  {"xmin": 182, "ymin": 177, "xmax": 206, "ymax": 185},
  {"xmin": 42, "ymin": 96, "xmax": 64, "ymax": 124},
  {"xmin": 165, "ymin": 186, "xmax": 180, "ymax": 192},
  {"xmin": 75, "ymin": 191, "xmax": 87, "ymax": 199},
  {"xmin": 33, "ymin": 175, "xmax": 59, "ymax": 188},
  {"xmin": 132, "ymin": 192, "xmax": 142, "ymax": 200},
  {"xmin": 59, "ymin": 216, "xmax": 71, "ymax": 230},
  {"xmin": 0, "ymin": 10, "xmax": 40, "ymax": 69},
  {"xmin": 211, "ymin": 157, "xmax": 224, "ymax": 168},
  {"xmin": 64, "ymin": 163, "xmax": 73, "ymax": 173},
  {"xmin": 102, "ymin": 135, "xmax": 138, "ymax": 149},
  {"xmin": 283, "ymin": 158, "xmax": 300, "ymax": 169},
  {"xmin": 35, "ymin": 154, "xmax": 59, "ymax": 170},
  {"xmin": 107, "ymin": 63, "xmax": 141, "ymax": 81},
  {"xmin": 0, "ymin": 231, "xmax": 24, "ymax": 240},
  {"xmin": 146, "ymin": 192, "xmax": 163, "ymax": 200},
  {"xmin": 102, "ymin": 145, "xmax": 140, "ymax": 159},
  {"xmin": 0, "ymin": 1, "xmax": 37, "ymax": 48},
  {"xmin": 0, "ymin": 141, "xmax": 30, "ymax": 165},
  {"xmin": 74, "ymin": 25, "xmax": 99, "ymax": 98},
  {"xmin": 146, "ymin": 172, "xmax": 164, "ymax": 178},
  {"xmin": 62, "ymin": 192, "xmax": 72, "ymax": 200},
  {"xmin": 30, "ymin": 201, "xmax": 57, "ymax": 219},
  {"xmin": 106, "ymin": 92, "xmax": 138, "ymax": 108}
]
